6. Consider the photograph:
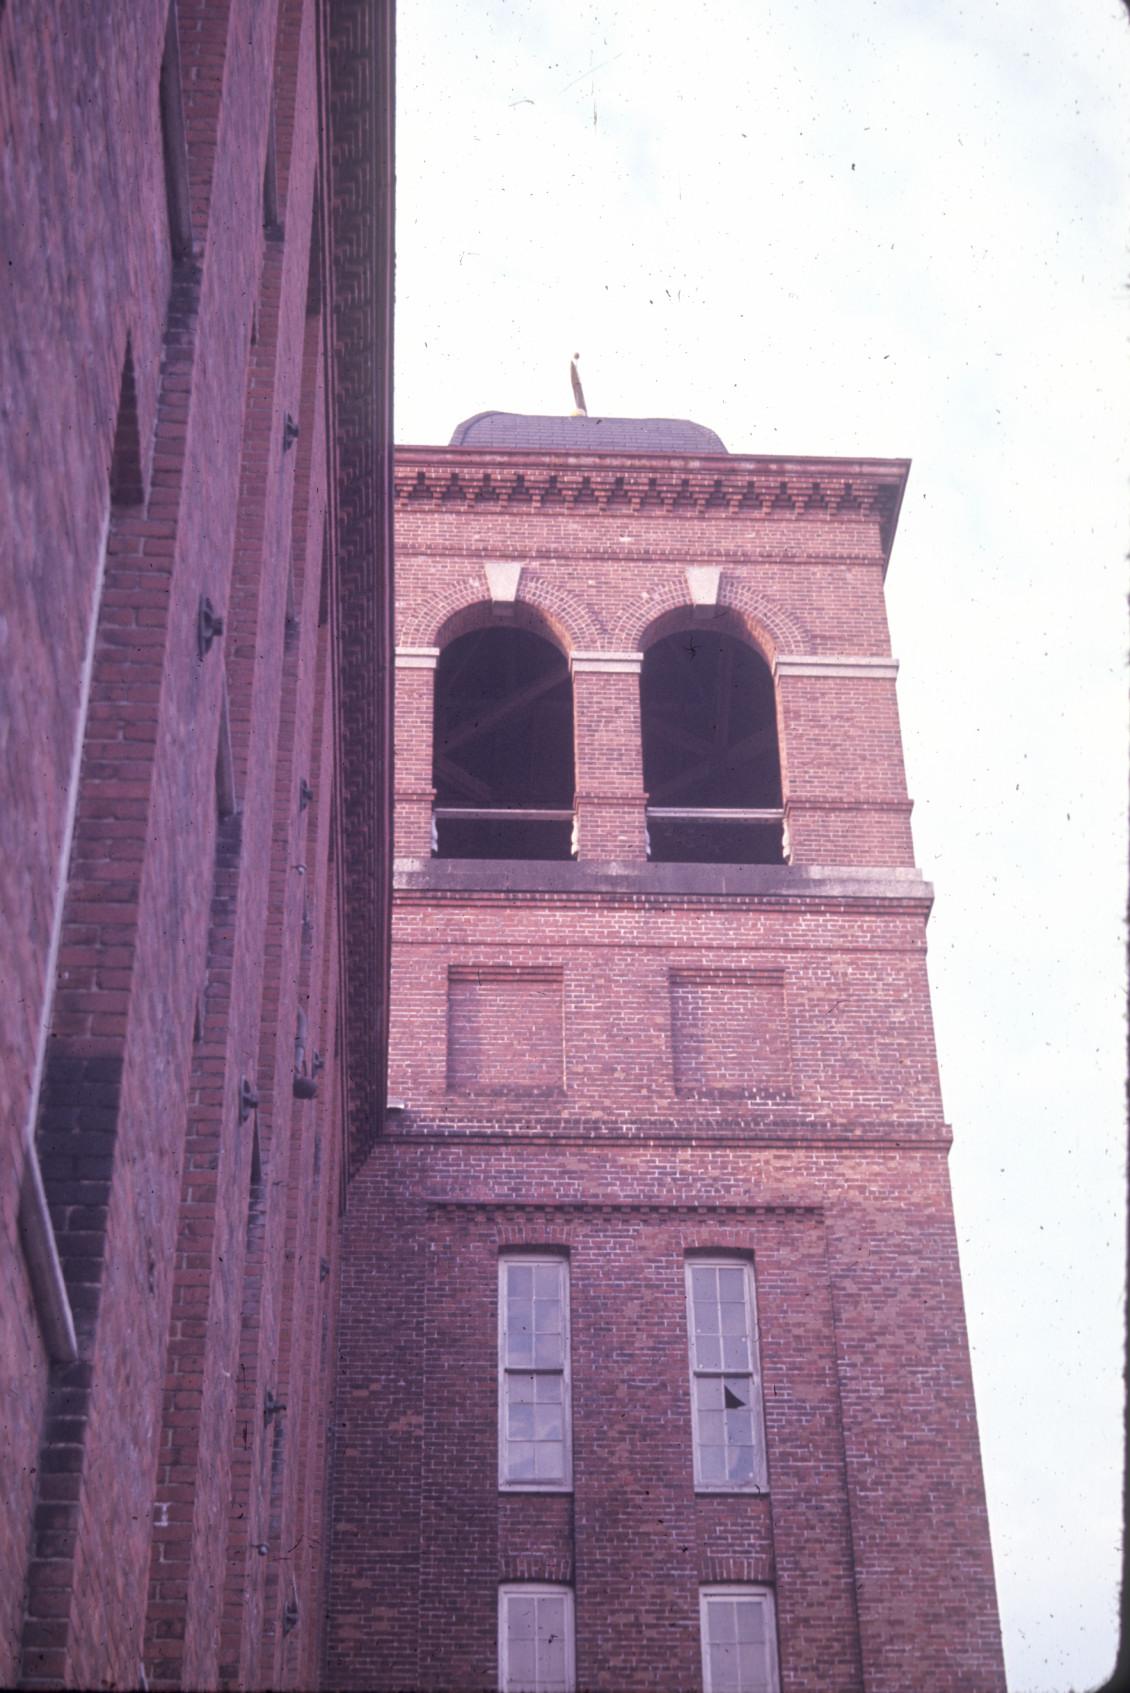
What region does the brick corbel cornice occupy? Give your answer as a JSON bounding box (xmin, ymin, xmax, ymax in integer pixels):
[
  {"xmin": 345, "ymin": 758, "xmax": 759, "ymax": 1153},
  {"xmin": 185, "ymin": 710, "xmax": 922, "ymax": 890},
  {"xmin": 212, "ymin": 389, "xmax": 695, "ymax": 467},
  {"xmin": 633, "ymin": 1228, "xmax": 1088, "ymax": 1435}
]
[{"xmin": 394, "ymin": 448, "xmax": 911, "ymax": 564}]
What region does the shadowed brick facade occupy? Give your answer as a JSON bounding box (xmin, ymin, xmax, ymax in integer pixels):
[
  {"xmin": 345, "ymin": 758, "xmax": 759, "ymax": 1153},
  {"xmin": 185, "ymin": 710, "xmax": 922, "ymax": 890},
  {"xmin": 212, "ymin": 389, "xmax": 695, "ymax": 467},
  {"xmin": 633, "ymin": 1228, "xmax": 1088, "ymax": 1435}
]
[
  {"xmin": 1, "ymin": 3, "xmax": 392, "ymax": 1687},
  {"xmin": 327, "ymin": 426, "xmax": 1006, "ymax": 1691}
]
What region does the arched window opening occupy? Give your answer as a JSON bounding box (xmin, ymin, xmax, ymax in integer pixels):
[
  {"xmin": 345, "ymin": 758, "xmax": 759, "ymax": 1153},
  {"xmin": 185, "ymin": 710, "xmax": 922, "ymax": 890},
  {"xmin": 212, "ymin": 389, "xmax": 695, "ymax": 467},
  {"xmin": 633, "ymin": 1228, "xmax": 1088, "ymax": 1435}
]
[
  {"xmin": 641, "ymin": 629, "xmax": 783, "ymax": 864},
  {"xmin": 433, "ymin": 626, "xmax": 574, "ymax": 860}
]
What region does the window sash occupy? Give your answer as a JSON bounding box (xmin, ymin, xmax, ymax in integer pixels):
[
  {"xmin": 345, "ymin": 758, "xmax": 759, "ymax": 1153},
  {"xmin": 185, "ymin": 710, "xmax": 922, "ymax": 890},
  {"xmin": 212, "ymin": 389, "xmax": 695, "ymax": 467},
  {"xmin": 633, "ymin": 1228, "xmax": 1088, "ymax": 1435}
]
[
  {"xmin": 499, "ymin": 1584, "xmax": 576, "ymax": 1693},
  {"xmin": 699, "ymin": 1587, "xmax": 780, "ymax": 1693},
  {"xmin": 499, "ymin": 1257, "xmax": 572, "ymax": 1490},
  {"xmin": 686, "ymin": 1260, "xmax": 767, "ymax": 1492}
]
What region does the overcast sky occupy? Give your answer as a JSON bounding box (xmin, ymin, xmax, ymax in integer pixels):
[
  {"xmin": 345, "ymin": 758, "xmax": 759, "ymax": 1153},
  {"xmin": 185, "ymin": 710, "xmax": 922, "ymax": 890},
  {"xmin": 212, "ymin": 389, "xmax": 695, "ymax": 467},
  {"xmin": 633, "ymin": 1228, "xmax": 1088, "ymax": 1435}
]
[{"xmin": 394, "ymin": 5, "xmax": 1129, "ymax": 1687}]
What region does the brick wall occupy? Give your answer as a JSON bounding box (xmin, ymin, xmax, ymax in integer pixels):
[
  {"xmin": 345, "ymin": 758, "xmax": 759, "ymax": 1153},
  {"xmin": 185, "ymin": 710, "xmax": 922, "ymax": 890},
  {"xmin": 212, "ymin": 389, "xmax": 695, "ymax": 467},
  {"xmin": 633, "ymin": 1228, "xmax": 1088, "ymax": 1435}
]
[
  {"xmin": 0, "ymin": 9, "xmax": 173, "ymax": 1670},
  {"xmin": 328, "ymin": 440, "xmax": 1004, "ymax": 1691},
  {"xmin": 0, "ymin": 1, "xmax": 393, "ymax": 1686},
  {"xmin": 391, "ymin": 450, "xmax": 915, "ymax": 872},
  {"xmin": 331, "ymin": 1141, "xmax": 1003, "ymax": 1693}
]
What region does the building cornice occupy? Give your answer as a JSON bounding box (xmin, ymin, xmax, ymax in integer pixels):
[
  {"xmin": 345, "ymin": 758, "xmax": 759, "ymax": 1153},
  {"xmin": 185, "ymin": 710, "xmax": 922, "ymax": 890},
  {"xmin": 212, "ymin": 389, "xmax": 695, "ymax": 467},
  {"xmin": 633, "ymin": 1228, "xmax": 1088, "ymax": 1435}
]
[{"xmin": 394, "ymin": 448, "xmax": 911, "ymax": 563}]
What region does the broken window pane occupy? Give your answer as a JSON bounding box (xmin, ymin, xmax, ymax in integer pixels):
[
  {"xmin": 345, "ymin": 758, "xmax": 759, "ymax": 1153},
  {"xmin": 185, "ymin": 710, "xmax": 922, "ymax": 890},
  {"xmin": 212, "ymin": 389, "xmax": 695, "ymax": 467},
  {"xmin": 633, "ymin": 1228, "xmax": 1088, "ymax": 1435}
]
[{"xmin": 687, "ymin": 1260, "xmax": 767, "ymax": 1492}]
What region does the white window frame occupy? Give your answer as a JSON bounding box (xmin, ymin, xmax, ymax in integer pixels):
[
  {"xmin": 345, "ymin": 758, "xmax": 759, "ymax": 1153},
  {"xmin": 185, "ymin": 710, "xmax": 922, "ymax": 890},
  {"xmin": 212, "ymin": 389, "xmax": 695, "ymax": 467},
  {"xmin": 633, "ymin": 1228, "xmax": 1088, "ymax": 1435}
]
[
  {"xmin": 498, "ymin": 1583, "xmax": 576, "ymax": 1693},
  {"xmin": 498, "ymin": 1254, "xmax": 572, "ymax": 1492},
  {"xmin": 699, "ymin": 1585, "xmax": 780, "ymax": 1693},
  {"xmin": 685, "ymin": 1258, "xmax": 768, "ymax": 1493}
]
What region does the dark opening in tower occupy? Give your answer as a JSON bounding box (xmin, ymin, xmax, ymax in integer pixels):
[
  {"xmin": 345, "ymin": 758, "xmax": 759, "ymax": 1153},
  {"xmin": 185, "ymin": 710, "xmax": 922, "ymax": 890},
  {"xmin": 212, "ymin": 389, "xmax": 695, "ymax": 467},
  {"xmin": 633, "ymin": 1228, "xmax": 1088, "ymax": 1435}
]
[
  {"xmin": 641, "ymin": 628, "xmax": 784, "ymax": 864},
  {"xmin": 433, "ymin": 626, "xmax": 575, "ymax": 859}
]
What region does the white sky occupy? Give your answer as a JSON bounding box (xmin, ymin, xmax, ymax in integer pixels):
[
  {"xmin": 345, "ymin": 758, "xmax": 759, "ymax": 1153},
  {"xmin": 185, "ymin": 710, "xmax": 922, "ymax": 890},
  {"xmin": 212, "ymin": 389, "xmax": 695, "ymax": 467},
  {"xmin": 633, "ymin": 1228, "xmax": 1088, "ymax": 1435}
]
[{"xmin": 394, "ymin": 5, "xmax": 1129, "ymax": 1688}]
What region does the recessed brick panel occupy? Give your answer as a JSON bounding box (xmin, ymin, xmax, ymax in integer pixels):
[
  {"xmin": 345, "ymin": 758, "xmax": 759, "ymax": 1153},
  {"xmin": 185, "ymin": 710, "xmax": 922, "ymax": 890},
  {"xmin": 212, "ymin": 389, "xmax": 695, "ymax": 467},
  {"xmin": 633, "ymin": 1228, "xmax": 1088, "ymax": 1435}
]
[
  {"xmin": 447, "ymin": 966, "xmax": 565, "ymax": 1095},
  {"xmin": 670, "ymin": 967, "xmax": 792, "ymax": 1098}
]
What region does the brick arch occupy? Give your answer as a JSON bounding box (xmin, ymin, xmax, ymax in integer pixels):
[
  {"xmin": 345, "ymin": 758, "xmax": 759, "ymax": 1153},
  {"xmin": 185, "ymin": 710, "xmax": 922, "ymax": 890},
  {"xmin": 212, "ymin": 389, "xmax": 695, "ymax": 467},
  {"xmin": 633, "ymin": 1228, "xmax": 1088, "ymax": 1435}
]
[
  {"xmin": 516, "ymin": 572, "xmax": 605, "ymax": 650},
  {"xmin": 399, "ymin": 567, "xmax": 604, "ymax": 654},
  {"xmin": 610, "ymin": 575, "xmax": 810, "ymax": 662}
]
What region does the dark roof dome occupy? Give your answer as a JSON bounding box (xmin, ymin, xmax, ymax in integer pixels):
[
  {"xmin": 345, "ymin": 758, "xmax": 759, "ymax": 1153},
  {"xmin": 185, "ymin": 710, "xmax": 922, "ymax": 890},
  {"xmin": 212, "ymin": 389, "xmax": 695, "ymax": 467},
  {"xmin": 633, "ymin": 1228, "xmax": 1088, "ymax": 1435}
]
[{"xmin": 449, "ymin": 411, "xmax": 727, "ymax": 454}]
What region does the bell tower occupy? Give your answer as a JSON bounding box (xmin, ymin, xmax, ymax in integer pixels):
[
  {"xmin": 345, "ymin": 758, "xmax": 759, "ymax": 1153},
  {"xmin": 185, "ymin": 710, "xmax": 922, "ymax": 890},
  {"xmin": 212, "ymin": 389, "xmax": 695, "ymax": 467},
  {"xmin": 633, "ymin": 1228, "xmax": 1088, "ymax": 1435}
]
[{"xmin": 327, "ymin": 410, "xmax": 1005, "ymax": 1693}]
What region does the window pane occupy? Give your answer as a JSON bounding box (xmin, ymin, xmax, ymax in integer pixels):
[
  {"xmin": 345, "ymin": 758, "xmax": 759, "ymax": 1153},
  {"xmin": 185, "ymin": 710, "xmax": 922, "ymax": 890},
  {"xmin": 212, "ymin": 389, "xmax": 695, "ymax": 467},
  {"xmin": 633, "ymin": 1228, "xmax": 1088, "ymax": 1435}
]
[
  {"xmin": 695, "ymin": 1287, "xmax": 721, "ymax": 1333},
  {"xmin": 727, "ymin": 1445, "xmax": 755, "ymax": 1484},
  {"xmin": 541, "ymin": 1630, "xmax": 568, "ymax": 1691},
  {"xmin": 509, "ymin": 1442, "xmax": 535, "ymax": 1480},
  {"xmin": 535, "ymin": 1375, "xmax": 563, "ymax": 1404},
  {"xmin": 722, "ymin": 1377, "xmax": 749, "ymax": 1409},
  {"xmin": 696, "ymin": 1375, "xmax": 724, "ymax": 1410},
  {"xmin": 537, "ymin": 1593, "xmax": 566, "ymax": 1646},
  {"xmin": 722, "ymin": 1334, "xmax": 751, "ymax": 1370},
  {"xmin": 695, "ymin": 1333, "xmax": 723, "ymax": 1369},
  {"xmin": 510, "ymin": 1372, "xmax": 536, "ymax": 1403},
  {"xmin": 709, "ymin": 1599, "xmax": 737, "ymax": 1643},
  {"xmin": 737, "ymin": 1642, "xmax": 770, "ymax": 1693},
  {"xmin": 708, "ymin": 1641, "xmax": 741, "ymax": 1693},
  {"xmin": 534, "ymin": 1330, "xmax": 564, "ymax": 1367},
  {"xmin": 509, "ymin": 1594, "xmax": 536, "ymax": 1640},
  {"xmin": 507, "ymin": 1264, "xmax": 534, "ymax": 1297},
  {"xmin": 699, "ymin": 1444, "xmax": 726, "ymax": 1482},
  {"xmin": 534, "ymin": 1440, "xmax": 565, "ymax": 1481},
  {"xmin": 717, "ymin": 1266, "xmax": 745, "ymax": 1302},
  {"xmin": 696, "ymin": 1302, "xmax": 721, "ymax": 1336},
  {"xmin": 508, "ymin": 1401, "xmax": 534, "ymax": 1440},
  {"xmin": 534, "ymin": 1297, "xmax": 561, "ymax": 1334},
  {"xmin": 533, "ymin": 1263, "xmax": 561, "ymax": 1297},
  {"xmin": 725, "ymin": 1407, "xmax": 753, "ymax": 1444},
  {"xmin": 720, "ymin": 1298, "xmax": 748, "ymax": 1335},
  {"xmin": 734, "ymin": 1599, "xmax": 767, "ymax": 1645},
  {"xmin": 508, "ymin": 1636, "xmax": 536, "ymax": 1690},
  {"xmin": 508, "ymin": 1332, "xmax": 534, "ymax": 1366},
  {"xmin": 534, "ymin": 1401, "xmax": 564, "ymax": 1441},
  {"xmin": 698, "ymin": 1409, "xmax": 724, "ymax": 1445}
]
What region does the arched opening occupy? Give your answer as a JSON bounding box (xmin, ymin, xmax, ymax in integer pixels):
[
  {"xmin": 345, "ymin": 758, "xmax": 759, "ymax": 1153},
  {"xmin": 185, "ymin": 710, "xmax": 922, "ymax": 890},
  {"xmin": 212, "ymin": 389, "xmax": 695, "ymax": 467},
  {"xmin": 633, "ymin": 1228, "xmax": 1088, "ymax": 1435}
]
[
  {"xmin": 640, "ymin": 628, "xmax": 784, "ymax": 864},
  {"xmin": 433, "ymin": 626, "xmax": 575, "ymax": 859}
]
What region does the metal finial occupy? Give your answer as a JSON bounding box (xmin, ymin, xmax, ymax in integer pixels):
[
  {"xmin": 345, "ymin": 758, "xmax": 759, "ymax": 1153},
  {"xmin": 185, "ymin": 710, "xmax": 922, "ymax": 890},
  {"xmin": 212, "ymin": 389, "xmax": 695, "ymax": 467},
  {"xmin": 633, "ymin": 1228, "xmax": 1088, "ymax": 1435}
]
[{"xmin": 570, "ymin": 353, "xmax": 587, "ymax": 417}]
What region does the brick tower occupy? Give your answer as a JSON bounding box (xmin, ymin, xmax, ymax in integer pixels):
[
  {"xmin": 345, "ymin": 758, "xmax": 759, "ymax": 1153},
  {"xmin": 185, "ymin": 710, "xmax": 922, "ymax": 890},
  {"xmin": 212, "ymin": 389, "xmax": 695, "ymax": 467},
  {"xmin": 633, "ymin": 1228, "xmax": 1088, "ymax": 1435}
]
[{"xmin": 327, "ymin": 413, "xmax": 1005, "ymax": 1692}]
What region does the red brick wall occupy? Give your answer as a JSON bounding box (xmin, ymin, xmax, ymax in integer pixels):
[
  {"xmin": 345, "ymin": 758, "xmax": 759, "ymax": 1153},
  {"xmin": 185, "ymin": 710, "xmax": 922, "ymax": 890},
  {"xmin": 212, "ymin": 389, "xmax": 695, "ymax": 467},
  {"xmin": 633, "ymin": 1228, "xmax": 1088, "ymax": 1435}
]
[
  {"xmin": 0, "ymin": 11, "xmax": 174, "ymax": 1668},
  {"xmin": 328, "ymin": 444, "xmax": 1003, "ymax": 1691},
  {"xmin": 1, "ymin": 1, "xmax": 370, "ymax": 1686},
  {"xmin": 389, "ymin": 892, "xmax": 944, "ymax": 1131},
  {"xmin": 392, "ymin": 451, "xmax": 915, "ymax": 872},
  {"xmin": 331, "ymin": 1142, "xmax": 1002, "ymax": 1693}
]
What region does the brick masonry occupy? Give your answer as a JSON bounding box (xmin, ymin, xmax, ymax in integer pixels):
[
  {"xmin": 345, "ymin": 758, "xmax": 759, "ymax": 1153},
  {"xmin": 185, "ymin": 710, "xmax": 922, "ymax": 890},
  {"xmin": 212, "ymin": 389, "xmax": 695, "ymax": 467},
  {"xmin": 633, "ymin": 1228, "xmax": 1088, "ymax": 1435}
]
[
  {"xmin": 326, "ymin": 439, "xmax": 1006, "ymax": 1691},
  {"xmin": 0, "ymin": 3, "xmax": 393, "ymax": 1687}
]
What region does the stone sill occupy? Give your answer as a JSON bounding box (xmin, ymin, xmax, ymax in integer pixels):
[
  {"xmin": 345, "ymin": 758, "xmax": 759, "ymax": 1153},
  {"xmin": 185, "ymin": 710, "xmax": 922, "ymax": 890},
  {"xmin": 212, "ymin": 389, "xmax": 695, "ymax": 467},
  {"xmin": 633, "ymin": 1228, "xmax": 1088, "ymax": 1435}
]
[{"xmin": 394, "ymin": 858, "xmax": 931, "ymax": 905}]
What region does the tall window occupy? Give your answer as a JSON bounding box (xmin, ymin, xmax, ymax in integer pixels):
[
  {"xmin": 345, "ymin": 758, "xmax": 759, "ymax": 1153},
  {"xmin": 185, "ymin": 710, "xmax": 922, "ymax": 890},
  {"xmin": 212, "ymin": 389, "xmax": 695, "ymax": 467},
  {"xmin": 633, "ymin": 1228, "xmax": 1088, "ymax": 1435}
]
[
  {"xmin": 641, "ymin": 628, "xmax": 783, "ymax": 864},
  {"xmin": 699, "ymin": 1587, "xmax": 780, "ymax": 1693},
  {"xmin": 498, "ymin": 1255, "xmax": 572, "ymax": 1490},
  {"xmin": 433, "ymin": 627, "xmax": 574, "ymax": 860},
  {"xmin": 685, "ymin": 1259, "xmax": 767, "ymax": 1492},
  {"xmin": 499, "ymin": 1585, "xmax": 575, "ymax": 1693}
]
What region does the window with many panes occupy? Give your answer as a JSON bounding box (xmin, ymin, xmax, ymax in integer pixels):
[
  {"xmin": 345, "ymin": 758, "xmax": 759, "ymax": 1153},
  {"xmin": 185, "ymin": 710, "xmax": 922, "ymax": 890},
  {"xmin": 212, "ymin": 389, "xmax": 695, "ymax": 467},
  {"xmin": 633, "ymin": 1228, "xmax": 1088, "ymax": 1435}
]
[
  {"xmin": 498, "ymin": 1255, "xmax": 571, "ymax": 1490},
  {"xmin": 499, "ymin": 1585, "xmax": 575, "ymax": 1693},
  {"xmin": 685, "ymin": 1258, "xmax": 767, "ymax": 1491},
  {"xmin": 699, "ymin": 1587, "xmax": 780, "ymax": 1693}
]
